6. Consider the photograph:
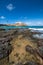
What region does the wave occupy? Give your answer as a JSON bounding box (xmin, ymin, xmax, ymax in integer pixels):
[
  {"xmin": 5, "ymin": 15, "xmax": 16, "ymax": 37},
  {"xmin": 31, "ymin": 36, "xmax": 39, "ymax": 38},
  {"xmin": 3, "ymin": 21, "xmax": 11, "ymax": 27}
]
[
  {"xmin": 29, "ymin": 28, "xmax": 43, "ymax": 32},
  {"xmin": 29, "ymin": 28, "xmax": 43, "ymax": 30},
  {"xmin": 29, "ymin": 28, "xmax": 43, "ymax": 39}
]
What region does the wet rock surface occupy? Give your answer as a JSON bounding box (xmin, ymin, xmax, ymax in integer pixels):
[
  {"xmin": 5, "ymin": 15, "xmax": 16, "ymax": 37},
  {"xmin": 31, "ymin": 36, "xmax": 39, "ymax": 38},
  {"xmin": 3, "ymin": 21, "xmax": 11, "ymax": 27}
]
[
  {"xmin": 0, "ymin": 39, "xmax": 12, "ymax": 59},
  {"xmin": 0, "ymin": 28, "xmax": 5, "ymax": 31},
  {"xmin": 0, "ymin": 28, "xmax": 43, "ymax": 65},
  {"xmin": 25, "ymin": 45, "xmax": 35, "ymax": 54},
  {"xmin": 16, "ymin": 62, "xmax": 23, "ymax": 65},
  {"xmin": 37, "ymin": 46, "xmax": 43, "ymax": 58},
  {"xmin": 0, "ymin": 29, "xmax": 17, "ymax": 59},
  {"xmin": 24, "ymin": 61, "xmax": 40, "ymax": 65}
]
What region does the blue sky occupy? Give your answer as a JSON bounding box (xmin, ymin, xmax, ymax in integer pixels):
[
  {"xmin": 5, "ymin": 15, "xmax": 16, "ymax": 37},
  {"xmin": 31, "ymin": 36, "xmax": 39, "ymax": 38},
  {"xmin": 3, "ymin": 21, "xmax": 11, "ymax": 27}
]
[{"xmin": 0, "ymin": 0, "xmax": 43, "ymax": 25}]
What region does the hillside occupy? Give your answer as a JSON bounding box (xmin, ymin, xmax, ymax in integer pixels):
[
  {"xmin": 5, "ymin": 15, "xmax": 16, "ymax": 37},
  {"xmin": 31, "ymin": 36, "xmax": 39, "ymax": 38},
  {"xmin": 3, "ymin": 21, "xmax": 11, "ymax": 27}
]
[{"xmin": 14, "ymin": 22, "xmax": 27, "ymax": 26}]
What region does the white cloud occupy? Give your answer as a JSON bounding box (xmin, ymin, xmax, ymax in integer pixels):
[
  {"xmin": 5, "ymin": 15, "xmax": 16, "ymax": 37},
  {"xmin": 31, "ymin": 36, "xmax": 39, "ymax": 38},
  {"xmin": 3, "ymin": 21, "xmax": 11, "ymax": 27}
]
[
  {"xmin": 6, "ymin": 3, "xmax": 15, "ymax": 11},
  {"xmin": 0, "ymin": 16, "xmax": 6, "ymax": 19},
  {"xmin": 16, "ymin": 21, "xmax": 23, "ymax": 24},
  {"xmin": 25, "ymin": 20, "xmax": 43, "ymax": 26},
  {"xmin": 16, "ymin": 19, "xmax": 43, "ymax": 26}
]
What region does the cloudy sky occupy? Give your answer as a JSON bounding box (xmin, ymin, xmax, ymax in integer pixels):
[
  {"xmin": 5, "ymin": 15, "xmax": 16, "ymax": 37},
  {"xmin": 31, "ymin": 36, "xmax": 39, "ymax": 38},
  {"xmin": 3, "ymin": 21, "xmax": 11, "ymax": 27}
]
[{"xmin": 0, "ymin": 0, "xmax": 43, "ymax": 26}]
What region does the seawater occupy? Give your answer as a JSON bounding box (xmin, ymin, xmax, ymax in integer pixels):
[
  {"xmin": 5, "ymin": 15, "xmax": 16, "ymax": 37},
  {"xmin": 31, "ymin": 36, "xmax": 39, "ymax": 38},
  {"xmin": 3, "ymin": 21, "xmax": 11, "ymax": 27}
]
[
  {"xmin": 0, "ymin": 26, "xmax": 43, "ymax": 32},
  {"xmin": 0, "ymin": 25, "xmax": 43, "ymax": 39},
  {"xmin": 0, "ymin": 25, "xmax": 43, "ymax": 33},
  {"xmin": 0, "ymin": 26, "xmax": 43, "ymax": 29}
]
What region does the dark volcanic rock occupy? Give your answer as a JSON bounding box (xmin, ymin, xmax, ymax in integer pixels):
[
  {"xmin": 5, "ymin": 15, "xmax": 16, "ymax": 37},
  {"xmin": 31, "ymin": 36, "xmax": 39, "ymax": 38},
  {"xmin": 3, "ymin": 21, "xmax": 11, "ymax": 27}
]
[
  {"xmin": 0, "ymin": 38, "xmax": 12, "ymax": 59},
  {"xmin": 37, "ymin": 40, "xmax": 43, "ymax": 46},
  {"xmin": 0, "ymin": 29, "xmax": 15, "ymax": 60},
  {"xmin": 16, "ymin": 62, "xmax": 23, "ymax": 65},
  {"xmin": 37, "ymin": 46, "xmax": 43, "ymax": 58},
  {"xmin": 0, "ymin": 28, "xmax": 5, "ymax": 31},
  {"xmin": 24, "ymin": 61, "xmax": 40, "ymax": 65},
  {"xmin": 25, "ymin": 45, "xmax": 34, "ymax": 54},
  {"xmin": 9, "ymin": 61, "xmax": 15, "ymax": 65}
]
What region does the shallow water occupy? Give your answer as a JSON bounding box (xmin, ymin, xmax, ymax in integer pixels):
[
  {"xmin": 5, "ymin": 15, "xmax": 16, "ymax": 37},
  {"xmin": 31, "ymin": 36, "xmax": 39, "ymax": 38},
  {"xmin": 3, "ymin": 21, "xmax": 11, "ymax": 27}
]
[
  {"xmin": 0, "ymin": 26, "xmax": 43, "ymax": 30},
  {"xmin": 0, "ymin": 25, "xmax": 43, "ymax": 39}
]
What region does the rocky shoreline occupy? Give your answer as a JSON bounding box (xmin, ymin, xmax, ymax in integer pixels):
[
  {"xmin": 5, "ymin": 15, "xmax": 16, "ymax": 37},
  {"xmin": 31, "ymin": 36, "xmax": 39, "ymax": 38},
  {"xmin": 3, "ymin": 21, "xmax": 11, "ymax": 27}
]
[{"xmin": 0, "ymin": 28, "xmax": 43, "ymax": 65}]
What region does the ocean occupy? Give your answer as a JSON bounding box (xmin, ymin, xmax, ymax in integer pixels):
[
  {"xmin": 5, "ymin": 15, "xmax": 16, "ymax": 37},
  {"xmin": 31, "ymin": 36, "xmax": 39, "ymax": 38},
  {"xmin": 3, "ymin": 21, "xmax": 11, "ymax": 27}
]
[
  {"xmin": 0, "ymin": 25, "xmax": 43, "ymax": 39},
  {"xmin": 0, "ymin": 26, "xmax": 43, "ymax": 29},
  {"xmin": 0, "ymin": 25, "xmax": 43, "ymax": 32},
  {"xmin": 0, "ymin": 26, "xmax": 43, "ymax": 32}
]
